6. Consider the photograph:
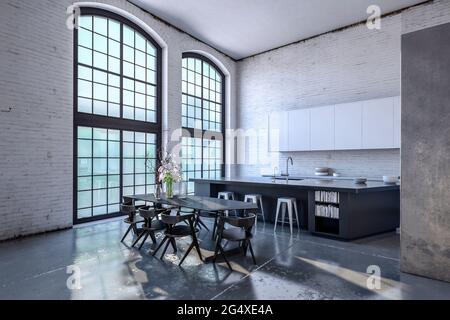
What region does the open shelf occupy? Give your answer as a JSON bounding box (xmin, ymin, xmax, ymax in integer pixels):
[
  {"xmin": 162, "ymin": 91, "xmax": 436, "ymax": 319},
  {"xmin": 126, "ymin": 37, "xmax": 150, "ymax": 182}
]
[{"xmin": 314, "ymin": 216, "xmax": 339, "ymax": 235}]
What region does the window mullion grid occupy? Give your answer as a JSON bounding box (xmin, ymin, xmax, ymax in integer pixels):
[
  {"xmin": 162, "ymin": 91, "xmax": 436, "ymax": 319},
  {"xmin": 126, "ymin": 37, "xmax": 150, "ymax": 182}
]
[{"xmin": 200, "ymin": 59, "xmax": 205, "ymax": 179}]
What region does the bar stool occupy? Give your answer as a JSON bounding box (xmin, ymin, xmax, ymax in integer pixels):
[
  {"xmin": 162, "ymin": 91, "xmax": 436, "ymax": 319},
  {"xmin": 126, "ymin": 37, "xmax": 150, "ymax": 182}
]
[
  {"xmin": 218, "ymin": 191, "xmax": 235, "ymax": 216},
  {"xmin": 273, "ymin": 197, "xmax": 299, "ymax": 235},
  {"xmin": 218, "ymin": 191, "xmax": 235, "ymax": 200},
  {"xmin": 244, "ymin": 194, "xmax": 265, "ymax": 228}
]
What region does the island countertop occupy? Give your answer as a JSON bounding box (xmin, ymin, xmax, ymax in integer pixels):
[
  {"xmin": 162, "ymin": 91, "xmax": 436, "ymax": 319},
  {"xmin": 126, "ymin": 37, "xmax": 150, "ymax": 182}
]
[{"xmin": 191, "ymin": 177, "xmax": 400, "ymax": 193}]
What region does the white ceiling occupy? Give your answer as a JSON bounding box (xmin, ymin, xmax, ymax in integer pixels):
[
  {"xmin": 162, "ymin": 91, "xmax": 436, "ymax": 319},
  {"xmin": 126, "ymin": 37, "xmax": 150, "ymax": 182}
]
[{"xmin": 130, "ymin": 0, "xmax": 426, "ymax": 60}]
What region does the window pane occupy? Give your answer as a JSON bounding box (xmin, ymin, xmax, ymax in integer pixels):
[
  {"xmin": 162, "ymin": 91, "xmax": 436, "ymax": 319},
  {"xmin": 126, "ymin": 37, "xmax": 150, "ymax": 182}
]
[
  {"xmin": 93, "ymin": 140, "xmax": 107, "ymax": 157},
  {"xmin": 78, "ymin": 191, "xmax": 91, "ymax": 208},
  {"xmin": 108, "ymin": 20, "xmax": 120, "ymax": 41},
  {"xmin": 94, "ymin": 33, "xmax": 107, "ymax": 53},
  {"xmin": 94, "ymin": 16, "xmax": 107, "ymax": 36},
  {"xmin": 78, "ymin": 80, "xmax": 92, "ymax": 98},
  {"xmin": 79, "ymin": 29, "xmax": 92, "ymax": 48},
  {"xmin": 79, "ymin": 16, "xmax": 92, "ymax": 30},
  {"xmin": 93, "ymin": 51, "xmax": 107, "ymax": 70},
  {"xmin": 78, "ymin": 98, "xmax": 92, "ymax": 113},
  {"xmin": 93, "ymin": 175, "xmax": 107, "ymax": 189},
  {"xmin": 78, "ymin": 139, "xmax": 92, "ymax": 157},
  {"xmin": 123, "ymin": 25, "xmax": 134, "ymax": 46},
  {"xmin": 93, "ymin": 159, "xmax": 107, "ymax": 175}
]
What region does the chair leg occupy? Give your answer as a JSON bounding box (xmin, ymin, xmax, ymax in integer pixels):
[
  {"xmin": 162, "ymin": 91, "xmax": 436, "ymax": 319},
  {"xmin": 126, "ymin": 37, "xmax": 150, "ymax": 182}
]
[
  {"xmin": 274, "ymin": 200, "xmax": 281, "ymax": 232},
  {"xmin": 197, "ymin": 217, "xmax": 209, "ymax": 231},
  {"xmin": 212, "ymin": 241, "xmax": 221, "ymax": 263},
  {"xmin": 121, "ymin": 225, "xmax": 133, "ymax": 243},
  {"xmin": 170, "ymin": 238, "xmax": 177, "ymax": 253},
  {"xmin": 242, "ymin": 239, "xmax": 248, "ymax": 256},
  {"xmin": 160, "ymin": 238, "xmax": 172, "ymax": 259},
  {"xmin": 293, "ymin": 201, "xmax": 300, "ymax": 229},
  {"xmin": 179, "ymin": 241, "xmax": 195, "ymax": 266},
  {"xmin": 132, "ymin": 230, "xmax": 145, "ymax": 247},
  {"xmin": 152, "ymin": 236, "xmax": 167, "ymax": 256},
  {"xmin": 212, "ymin": 214, "xmax": 218, "ymax": 240},
  {"xmin": 218, "ymin": 244, "xmax": 232, "ymax": 270},
  {"xmin": 149, "ymin": 230, "xmax": 157, "ymax": 244},
  {"xmin": 138, "ymin": 232, "xmax": 150, "ymax": 250},
  {"xmin": 248, "ymin": 240, "xmax": 257, "ymax": 265}
]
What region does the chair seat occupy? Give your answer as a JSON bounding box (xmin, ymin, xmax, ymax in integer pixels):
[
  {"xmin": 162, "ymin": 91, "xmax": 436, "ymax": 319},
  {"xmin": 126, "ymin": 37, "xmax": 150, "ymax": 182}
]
[
  {"xmin": 124, "ymin": 217, "xmax": 144, "ymax": 224},
  {"xmin": 165, "ymin": 225, "xmax": 199, "ymax": 237},
  {"xmin": 222, "ymin": 227, "xmax": 251, "ymax": 241},
  {"xmin": 141, "ymin": 219, "xmax": 165, "ymax": 231}
]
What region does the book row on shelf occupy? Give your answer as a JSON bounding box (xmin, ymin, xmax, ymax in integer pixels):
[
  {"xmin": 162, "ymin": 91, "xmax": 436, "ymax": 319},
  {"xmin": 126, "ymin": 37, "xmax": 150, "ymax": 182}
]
[
  {"xmin": 315, "ymin": 204, "xmax": 340, "ymax": 219},
  {"xmin": 315, "ymin": 191, "xmax": 339, "ymax": 204}
]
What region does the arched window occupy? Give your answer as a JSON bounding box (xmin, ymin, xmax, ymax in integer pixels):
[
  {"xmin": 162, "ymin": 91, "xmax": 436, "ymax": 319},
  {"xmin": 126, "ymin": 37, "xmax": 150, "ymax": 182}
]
[
  {"xmin": 181, "ymin": 53, "xmax": 225, "ymax": 193},
  {"xmin": 74, "ymin": 8, "xmax": 161, "ymax": 223}
]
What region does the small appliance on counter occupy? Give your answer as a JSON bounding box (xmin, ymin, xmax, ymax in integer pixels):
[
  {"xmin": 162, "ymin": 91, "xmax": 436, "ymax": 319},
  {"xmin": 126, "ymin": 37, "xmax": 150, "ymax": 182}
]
[{"xmin": 315, "ymin": 167, "xmax": 330, "ymax": 176}]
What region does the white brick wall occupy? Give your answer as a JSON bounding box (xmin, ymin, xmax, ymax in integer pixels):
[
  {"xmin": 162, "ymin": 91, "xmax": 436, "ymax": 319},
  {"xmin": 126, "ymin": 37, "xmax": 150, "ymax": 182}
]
[
  {"xmin": 236, "ymin": 0, "xmax": 450, "ymax": 178},
  {"xmin": 0, "ymin": 0, "xmax": 236, "ymax": 241}
]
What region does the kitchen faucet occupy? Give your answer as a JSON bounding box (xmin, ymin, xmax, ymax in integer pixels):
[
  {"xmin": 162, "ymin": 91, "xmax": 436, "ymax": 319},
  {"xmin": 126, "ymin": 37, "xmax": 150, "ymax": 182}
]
[{"xmin": 285, "ymin": 157, "xmax": 293, "ymax": 182}]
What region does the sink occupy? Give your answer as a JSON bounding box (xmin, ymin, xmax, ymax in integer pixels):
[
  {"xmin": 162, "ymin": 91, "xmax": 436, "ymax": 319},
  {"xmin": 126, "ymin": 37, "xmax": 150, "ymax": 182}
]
[{"xmin": 275, "ymin": 176, "xmax": 303, "ymax": 181}]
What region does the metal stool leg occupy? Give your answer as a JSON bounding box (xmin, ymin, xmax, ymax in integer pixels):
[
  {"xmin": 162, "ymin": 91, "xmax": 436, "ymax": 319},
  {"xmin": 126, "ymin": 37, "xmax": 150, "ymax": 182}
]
[
  {"xmin": 287, "ymin": 201, "xmax": 293, "ymax": 235},
  {"xmin": 293, "ymin": 200, "xmax": 300, "ymax": 229},
  {"xmin": 259, "ymin": 197, "xmax": 265, "ymax": 223},
  {"xmin": 274, "ymin": 200, "xmax": 281, "ymax": 232}
]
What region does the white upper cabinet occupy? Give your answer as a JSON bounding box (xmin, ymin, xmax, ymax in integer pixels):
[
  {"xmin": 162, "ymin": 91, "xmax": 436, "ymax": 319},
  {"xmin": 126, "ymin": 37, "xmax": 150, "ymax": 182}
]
[
  {"xmin": 334, "ymin": 102, "xmax": 363, "ymax": 150},
  {"xmin": 310, "ymin": 105, "xmax": 335, "ymax": 151},
  {"xmin": 362, "ymin": 97, "xmax": 394, "ymax": 149},
  {"xmin": 268, "ymin": 111, "xmax": 289, "ymax": 152},
  {"xmin": 393, "ymin": 96, "xmax": 401, "ymax": 148},
  {"xmin": 267, "ymin": 96, "xmax": 400, "ymax": 152},
  {"xmin": 288, "ymin": 109, "xmax": 310, "ymax": 151}
]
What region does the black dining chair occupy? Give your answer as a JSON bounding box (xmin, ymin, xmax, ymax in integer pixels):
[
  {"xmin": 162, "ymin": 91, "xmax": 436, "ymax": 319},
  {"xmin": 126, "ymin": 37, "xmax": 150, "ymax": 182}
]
[
  {"xmin": 213, "ymin": 213, "xmax": 257, "ymax": 271},
  {"xmin": 152, "ymin": 209, "xmax": 202, "ymax": 266},
  {"xmin": 131, "ymin": 206, "xmax": 168, "ymax": 249},
  {"xmin": 120, "ymin": 202, "xmax": 145, "ymax": 243}
]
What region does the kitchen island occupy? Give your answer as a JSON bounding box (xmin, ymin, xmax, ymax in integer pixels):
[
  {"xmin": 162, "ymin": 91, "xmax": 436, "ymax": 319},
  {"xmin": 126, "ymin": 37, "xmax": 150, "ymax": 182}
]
[{"xmin": 192, "ymin": 177, "xmax": 400, "ymax": 240}]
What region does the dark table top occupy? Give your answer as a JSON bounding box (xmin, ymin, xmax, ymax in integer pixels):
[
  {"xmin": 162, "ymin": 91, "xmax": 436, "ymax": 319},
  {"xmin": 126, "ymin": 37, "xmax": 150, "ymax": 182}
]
[
  {"xmin": 128, "ymin": 194, "xmax": 258, "ymax": 211},
  {"xmin": 191, "ymin": 177, "xmax": 400, "ymax": 193}
]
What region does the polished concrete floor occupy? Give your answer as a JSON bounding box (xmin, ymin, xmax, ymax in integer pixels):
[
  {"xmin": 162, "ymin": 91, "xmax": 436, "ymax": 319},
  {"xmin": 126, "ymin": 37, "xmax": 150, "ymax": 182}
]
[{"xmin": 0, "ymin": 216, "xmax": 449, "ymax": 300}]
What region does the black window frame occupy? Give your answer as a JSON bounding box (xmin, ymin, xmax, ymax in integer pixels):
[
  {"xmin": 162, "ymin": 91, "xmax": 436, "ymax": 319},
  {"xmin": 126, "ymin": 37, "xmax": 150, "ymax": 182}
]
[
  {"xmin": 73, "ymin": 8, "xmax": 162, "ymax": 224},
  {"xmin": 181, "ymin": 52, "xmax": 226, "ymax": 183}
]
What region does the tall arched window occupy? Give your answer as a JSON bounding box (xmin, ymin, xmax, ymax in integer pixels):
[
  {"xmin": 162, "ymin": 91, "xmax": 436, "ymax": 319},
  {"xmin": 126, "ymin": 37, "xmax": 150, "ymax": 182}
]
[
  {"xmin": 181, "ymin": 53, "xmax": 225, "ymax": 193},
  {"xmin": 74, "ymin": 8, "xmax": 161, "ymax": 223}
]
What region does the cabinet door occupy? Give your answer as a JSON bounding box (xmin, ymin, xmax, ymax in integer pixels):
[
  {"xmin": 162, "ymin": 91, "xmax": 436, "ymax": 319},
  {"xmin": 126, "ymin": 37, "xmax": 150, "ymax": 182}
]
[
  {"xmin": 310, "ymin": 105, "xmax": 335, "ymax": 151},
  {"xmin": 334, "ymin": 102, "xmax": 362, "ymax": 150},
  {"xmin": 393, "ymin": 96, "xmax": 401, "ymax": 148},
  {"xmin": 289, "ymin": 109, "xmax": 310, "ymax": 151},
  {"xmin": 362, "ymin": 97, "xmax": 394, "ymax": 149},
  {"xmin": 268, "ymin": 111, "xmax": 289, "ymax": 152}
]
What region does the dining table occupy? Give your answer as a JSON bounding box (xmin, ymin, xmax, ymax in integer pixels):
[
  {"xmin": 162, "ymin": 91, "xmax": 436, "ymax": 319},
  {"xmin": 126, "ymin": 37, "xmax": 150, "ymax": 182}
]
[{"xmin": 126, "ymin": 194, "xmax": 258, "ymax": 263}]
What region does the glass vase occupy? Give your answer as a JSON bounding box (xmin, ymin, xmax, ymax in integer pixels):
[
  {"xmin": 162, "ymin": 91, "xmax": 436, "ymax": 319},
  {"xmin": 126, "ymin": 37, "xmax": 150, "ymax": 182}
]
[{"xmin": 165, "ymin": 180, "xmax": 173, "ymax": 198}]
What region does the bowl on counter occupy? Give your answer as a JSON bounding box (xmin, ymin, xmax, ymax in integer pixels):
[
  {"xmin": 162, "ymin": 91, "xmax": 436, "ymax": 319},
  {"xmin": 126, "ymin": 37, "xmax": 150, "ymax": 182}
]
[{"xmin": 383, "ymin": 175, "xmax": 399, "ymax": 184}]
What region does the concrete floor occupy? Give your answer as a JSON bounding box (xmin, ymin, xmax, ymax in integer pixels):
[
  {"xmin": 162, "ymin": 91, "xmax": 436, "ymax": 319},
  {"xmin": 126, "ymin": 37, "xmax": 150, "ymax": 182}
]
[{"xmin": 0, "ymin": 216, "xmax": 449, "ymax": 300}]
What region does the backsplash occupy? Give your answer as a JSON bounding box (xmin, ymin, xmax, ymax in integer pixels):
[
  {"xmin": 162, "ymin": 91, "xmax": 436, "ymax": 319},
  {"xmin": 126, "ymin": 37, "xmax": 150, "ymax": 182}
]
[{"xmin": 236, "ymin": 149, "xmax": 400, "ymax": 179}]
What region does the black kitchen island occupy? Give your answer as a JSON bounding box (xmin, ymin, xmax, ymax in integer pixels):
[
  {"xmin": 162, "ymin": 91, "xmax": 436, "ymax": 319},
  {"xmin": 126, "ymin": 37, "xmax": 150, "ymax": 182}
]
[{"xmin": 192, "ymin": 177, "xmax": 400, "ymax": 240}]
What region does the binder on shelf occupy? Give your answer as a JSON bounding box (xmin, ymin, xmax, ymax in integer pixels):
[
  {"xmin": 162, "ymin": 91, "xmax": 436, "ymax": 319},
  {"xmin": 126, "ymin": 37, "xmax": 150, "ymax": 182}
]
[
  {"xmin": 315, "ymin": 204, "xmax": 339, "ymax": 219},
  {"xmin": 314, "ymin": 191, "xmax": 339, "ymax": 204}
]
